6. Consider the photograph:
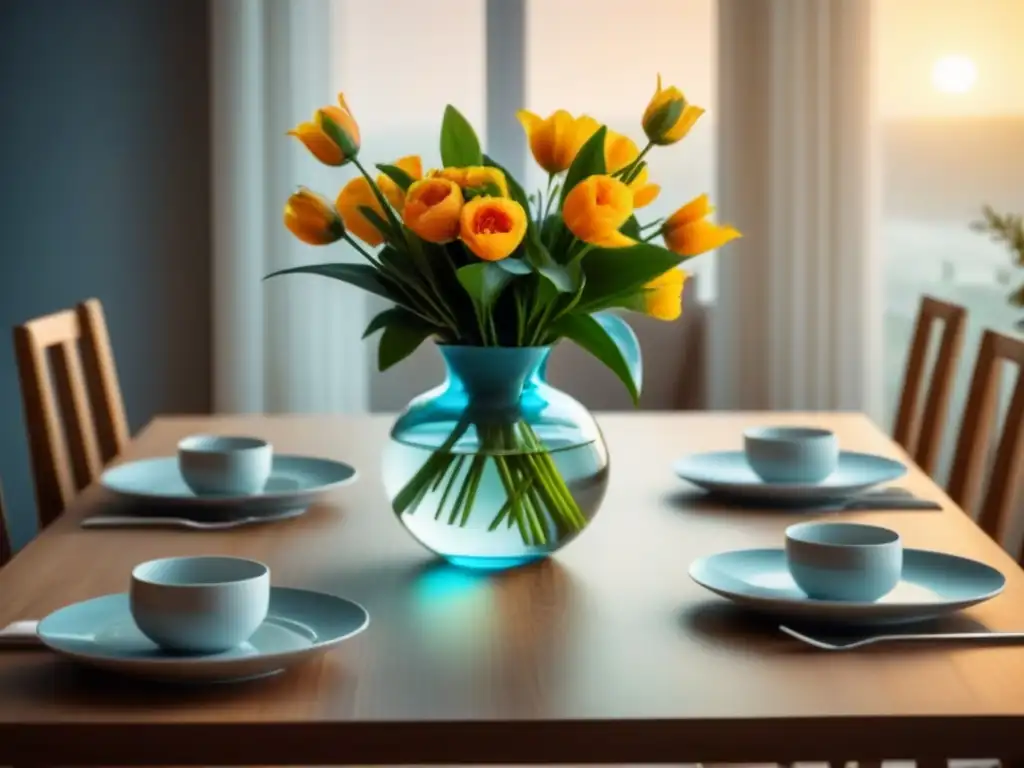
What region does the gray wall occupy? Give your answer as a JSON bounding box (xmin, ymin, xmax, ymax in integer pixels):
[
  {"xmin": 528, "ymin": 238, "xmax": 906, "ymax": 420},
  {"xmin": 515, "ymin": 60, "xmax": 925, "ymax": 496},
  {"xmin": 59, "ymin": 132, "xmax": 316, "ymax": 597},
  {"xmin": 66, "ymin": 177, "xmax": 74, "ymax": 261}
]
[{"xmin": 0, "ymin": 0, "xmax": 211, "ymax": 549}]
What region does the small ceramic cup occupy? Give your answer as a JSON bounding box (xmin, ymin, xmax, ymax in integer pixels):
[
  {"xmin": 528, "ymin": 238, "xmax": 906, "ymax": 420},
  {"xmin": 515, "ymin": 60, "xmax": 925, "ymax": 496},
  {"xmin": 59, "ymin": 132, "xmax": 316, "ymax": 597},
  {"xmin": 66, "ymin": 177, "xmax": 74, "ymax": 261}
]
[
  {"xmin": 743, "ymin": 426, "xmax": 839, "ymax": 484},
  {"xmin": 130, "ymin": 556, "xmax": 271, "ymax": 653},
  {"xmin": 785, "ymin": 521, "xmax": 903, "ymax": 602},
  {"xmin": 177, "ymin": 435, "xmax": 272, "ymax": 496}
]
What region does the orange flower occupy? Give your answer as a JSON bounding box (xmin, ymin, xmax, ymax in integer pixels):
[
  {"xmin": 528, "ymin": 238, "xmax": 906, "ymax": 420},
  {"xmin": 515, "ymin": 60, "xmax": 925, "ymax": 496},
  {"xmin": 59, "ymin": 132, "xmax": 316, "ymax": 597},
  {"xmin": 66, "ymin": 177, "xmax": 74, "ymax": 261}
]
[
  {"xmin": 433, "ymin": 166, "xmax": 509, "ymax": 198},
  {"xmin": 459, "ymin": 197, "xmax": 528, "ymax": 261},
  {"xmin": 643, "ymin": 268, "xmax": 687, "ymax": 321},
  {"xmin": 662, "ymin": 194, "xmax": 741, "ymax": 257},
  {"xmin": 642, "ymin": 75, "xmax": 704, "ymax": 146},
  {"xmin": 336, "ymin": 177, "xmax": 386, "ymax": 247},
  {"xmin": 288, "ymin": 92, "xmax": 361, "ymax": 166},
  {"xmin": 562, "ymin": 175, "xmax": 635, "ymax": 248},
  {"xmin": 378, "ymin": 155, "xmax": 423, "ymax": 210},
  {"xmin": 605, "ymin": 130, "xmax": 660, "ymax": 209},
  {"xmin": 516, "ymin": 110, "xmax": 601, "ymax": 174},
  {"xmin": 403, "ymin": 178, "xmax": 464, "ymax": 244},
  {"xmin": 283, "ymin": 187, "xmax": 344, "ymax": 245}
]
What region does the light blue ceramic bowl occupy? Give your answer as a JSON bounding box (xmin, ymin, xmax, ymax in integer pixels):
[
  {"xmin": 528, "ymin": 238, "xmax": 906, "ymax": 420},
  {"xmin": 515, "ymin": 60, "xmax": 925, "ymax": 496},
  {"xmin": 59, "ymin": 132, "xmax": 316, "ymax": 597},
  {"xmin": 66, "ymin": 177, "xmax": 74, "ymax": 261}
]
[
  {"xmin": 785, "ymin": 522, "xmax": 903, "ymax": 602},
  {"xmin": 743, "ymin": 426, "xmax": 839, "ymax": 483},
  {"xmin": 130, "ymin": 556, "xmax": 270, "ymax": 654},
  {"xmin": 177, "ymin": 435, "xmax": 272, "ymax": 496}
]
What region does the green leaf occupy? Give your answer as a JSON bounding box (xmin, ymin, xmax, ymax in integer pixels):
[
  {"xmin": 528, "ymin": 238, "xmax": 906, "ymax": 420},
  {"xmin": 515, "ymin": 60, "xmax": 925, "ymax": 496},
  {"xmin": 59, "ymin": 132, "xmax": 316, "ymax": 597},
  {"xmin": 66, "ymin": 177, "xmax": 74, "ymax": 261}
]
[
  {"xmin": 375, "ymin": 164, "xmax": 415, "ymax": 192},
  {"xmin": 550, "ymin": 313, "xmax": 641, "ymax": 404},
  {"xmin": 495, "ymin": 257, "xmax": 533, "ymax": 276},
  {"xmin": 363, "ymin": 306, "xmax": 406, "ymax": 339},
  {"xmin": 378, "ymin": 312, "xmax": 437, "ymax": 371},
  {"xmin": 537, "ymin": 263, "xmax": 577, "ymax": 293},
  {"xmin": 620, "ymin": 215, "xmax": 641, "ymax": 240},
  {"xmin": 264, "ymin": 263, "xmax": 394, "ymax": 303},
  {"xmin": 457, "ymin": 262, "xmax": 512, "ymax": 311},
  {"xmin": 483, "ymin": 154, "xmax": 530, "ymax": 211},
  {"xmin": 440, "ymin": 105, "xmax": 483, "ymax": 168},
  {"xmin": 559, "ymin": 125, "xmax": 607, "ymax": 206},
  {"xmin": 577, "ymin": 242, "xmax": 683, "ymax": 312},
  {"xmin": 358, "ymin": 205, "xmax": 396, "ymax": 243}
]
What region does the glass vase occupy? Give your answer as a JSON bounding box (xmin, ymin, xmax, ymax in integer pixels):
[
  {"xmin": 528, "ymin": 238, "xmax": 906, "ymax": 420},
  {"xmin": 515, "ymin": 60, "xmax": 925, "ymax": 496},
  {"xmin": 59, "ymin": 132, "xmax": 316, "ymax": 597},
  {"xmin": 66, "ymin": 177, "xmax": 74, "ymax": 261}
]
[{"xmin": 381, "ymin": 345, "xmax": 609, "ymax": 570}]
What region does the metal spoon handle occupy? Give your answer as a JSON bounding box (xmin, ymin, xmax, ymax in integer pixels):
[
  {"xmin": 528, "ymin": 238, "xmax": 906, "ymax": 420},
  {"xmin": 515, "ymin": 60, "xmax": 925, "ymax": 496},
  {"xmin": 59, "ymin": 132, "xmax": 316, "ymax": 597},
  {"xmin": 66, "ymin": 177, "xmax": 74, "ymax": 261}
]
[
  {"xmin": 81, "ymin": 516, "xmax": 234, "ymax": 530},
  {"xmin": 878, "ymin": 631, "xmax": 1024, "ymax": 643}
]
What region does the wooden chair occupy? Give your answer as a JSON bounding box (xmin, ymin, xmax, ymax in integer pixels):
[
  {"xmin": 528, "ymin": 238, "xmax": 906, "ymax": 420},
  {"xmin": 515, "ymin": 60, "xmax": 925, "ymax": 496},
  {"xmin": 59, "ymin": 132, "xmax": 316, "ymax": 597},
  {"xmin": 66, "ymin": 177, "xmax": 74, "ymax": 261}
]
[
  {"xmin": 14, "ymin": 299, "xmax": 129, "ymax": 529},
  {"xmin": 947, "ymin": 329, "xmax": 1024, "ymax": 555},
  {"xmin": 893, "ymin": 295, "xmax": 967, "ymax": 477}
]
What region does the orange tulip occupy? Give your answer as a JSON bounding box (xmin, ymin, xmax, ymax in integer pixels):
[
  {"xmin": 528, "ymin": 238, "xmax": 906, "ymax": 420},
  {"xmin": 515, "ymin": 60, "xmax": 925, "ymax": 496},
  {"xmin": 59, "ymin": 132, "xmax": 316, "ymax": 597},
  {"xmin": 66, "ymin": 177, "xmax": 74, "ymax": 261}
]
[
  {"xmin": 642, "ymin": 268, "xmax": 687, "ymax": 321},
  {"xmin": 642, "ymin": 75, "xmax": 704, "ymax": 146},
  {"xmin": 662, "ymin": 194, "xmax": 741, "ymax": 257},
  {"xmin": 459, "ymin": 197, "xmax": 528, "ymax": 261},
  {"xmin": 336, "ymin": 177, "xmax": 386, "ymax": 247},
  {"xmin": 283, "ymin": 187, "xmax": 344, "ymax": 245},
  {"xmin": 605, "ymin": 130, "xmax": 660, "ymax": 208},
  {"xmin": 403, "ymin": 178, "xmax": 464, "ymax": 244},
  {"xmin": 288, "ymin": 93, "xmax": 361, "ymax": 166},
  {"xmin": 561, "ymin": 175, "xmax": 635, "ymax": 248},
  {"xmin": 378, "ymin": 155, "xmax": 423, "ymax": 210},
  {"xmin": 516, "ymin": 110, "xmax": 601, "ymax": 174},
  {"xmin": 433, "ymin": 166, "xmax": 509, "ymax": 198}
]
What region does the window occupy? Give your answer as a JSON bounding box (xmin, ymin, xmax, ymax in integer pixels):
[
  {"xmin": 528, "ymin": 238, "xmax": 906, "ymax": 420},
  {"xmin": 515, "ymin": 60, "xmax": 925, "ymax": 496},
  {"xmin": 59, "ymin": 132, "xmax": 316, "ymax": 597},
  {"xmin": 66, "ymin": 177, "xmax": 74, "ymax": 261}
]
[{"xmin": 877, "ymin": 0, "xmax": 1024, "ymax": 483}]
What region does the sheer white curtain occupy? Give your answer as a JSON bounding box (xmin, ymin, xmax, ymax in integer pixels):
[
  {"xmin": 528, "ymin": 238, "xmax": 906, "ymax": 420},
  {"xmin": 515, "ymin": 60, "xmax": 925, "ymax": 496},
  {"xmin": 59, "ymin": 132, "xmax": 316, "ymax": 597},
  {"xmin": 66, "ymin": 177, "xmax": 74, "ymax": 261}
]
[
  {"xmin": 710, "ymin": 0, "xmax": 884, "ymax": 419},
  {"xmin": 210, "ymin": 0, "xmax": 367, "ymax": 414}
]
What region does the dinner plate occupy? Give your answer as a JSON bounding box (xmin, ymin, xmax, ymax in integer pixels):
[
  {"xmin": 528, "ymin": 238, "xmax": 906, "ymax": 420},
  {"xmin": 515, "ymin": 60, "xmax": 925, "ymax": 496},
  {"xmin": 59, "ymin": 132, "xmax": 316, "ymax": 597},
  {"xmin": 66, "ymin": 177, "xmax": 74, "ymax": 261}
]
[
  {"xmin": 100, "ymin": 455, "xmax": 357, "ymax": 516},
  {"xmin": 36, "ymin": 587, "xmax": 369, "ymax": 683},
  {"xmin": 689, "ymin": 548, "xmax": 1005, "ymax": 626},
  {"xmin": 673, "ymin": 450, "xmax": 906, "ymax": 502}
]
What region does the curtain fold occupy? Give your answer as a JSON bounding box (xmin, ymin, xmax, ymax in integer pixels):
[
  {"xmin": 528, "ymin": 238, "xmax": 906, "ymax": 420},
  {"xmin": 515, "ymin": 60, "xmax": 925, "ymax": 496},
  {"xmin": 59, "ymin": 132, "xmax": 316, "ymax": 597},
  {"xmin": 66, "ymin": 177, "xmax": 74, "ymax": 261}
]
[
  {"xmin": 710, "ymin": 0, "xmax": 884, "ymax": 419},
  {"xmin": 210, "ymin": 0, "xmax": 368, "ymax": 414}
]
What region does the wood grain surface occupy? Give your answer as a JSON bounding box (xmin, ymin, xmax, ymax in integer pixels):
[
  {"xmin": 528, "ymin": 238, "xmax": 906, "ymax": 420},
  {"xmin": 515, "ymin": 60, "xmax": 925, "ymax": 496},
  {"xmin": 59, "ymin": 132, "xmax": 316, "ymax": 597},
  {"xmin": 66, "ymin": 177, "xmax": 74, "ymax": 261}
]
[{"xmin": 0, "ymin": 413, "xmax": 1021, "ymax": 765}]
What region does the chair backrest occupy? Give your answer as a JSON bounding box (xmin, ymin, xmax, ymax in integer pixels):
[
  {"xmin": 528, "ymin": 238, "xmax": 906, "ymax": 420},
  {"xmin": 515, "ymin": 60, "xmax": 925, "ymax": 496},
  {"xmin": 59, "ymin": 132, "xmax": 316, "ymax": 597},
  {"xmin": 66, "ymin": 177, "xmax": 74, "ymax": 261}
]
[
  {"xmin": 13, "ymin": 299, "xmax": 129, "ymax": 529},
  {"xmin": 947, "ymin": 329, "xmax": 1024, "ymax": 555},
  {"xmin": 892, "ymin": 295, "xmax": 967, "ymax": 476},
  {"xmin": 0, "ymin": 481, "xmax": 10, "ymax": 568}
]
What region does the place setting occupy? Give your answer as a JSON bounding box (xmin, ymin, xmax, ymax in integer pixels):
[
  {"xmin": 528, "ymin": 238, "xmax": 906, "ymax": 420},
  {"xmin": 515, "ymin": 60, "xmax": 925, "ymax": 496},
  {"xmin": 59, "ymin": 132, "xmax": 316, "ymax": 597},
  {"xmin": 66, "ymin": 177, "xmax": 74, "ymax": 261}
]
[
  {"xmin": 689, "ymin": 519, "xmax": 1009, "ymax": 645},
  {"xmin": 673, "ymin": 425, "xmax": 941, "ymax": 510},
  {"xmin": 0, "ymin": 555, "xmax": 369, "ymax": 683},
  {"xmin": 88, "ymin": 435, "xmax": 358, "ymax": 529}
]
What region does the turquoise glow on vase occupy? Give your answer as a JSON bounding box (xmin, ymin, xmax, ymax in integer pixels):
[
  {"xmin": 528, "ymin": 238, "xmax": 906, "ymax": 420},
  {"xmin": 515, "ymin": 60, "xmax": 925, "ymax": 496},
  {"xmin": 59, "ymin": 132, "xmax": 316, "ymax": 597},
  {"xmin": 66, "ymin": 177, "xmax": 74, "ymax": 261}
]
[{"xmin": 382, "ymin": 345, "xmax": 609, "ymax": 571}]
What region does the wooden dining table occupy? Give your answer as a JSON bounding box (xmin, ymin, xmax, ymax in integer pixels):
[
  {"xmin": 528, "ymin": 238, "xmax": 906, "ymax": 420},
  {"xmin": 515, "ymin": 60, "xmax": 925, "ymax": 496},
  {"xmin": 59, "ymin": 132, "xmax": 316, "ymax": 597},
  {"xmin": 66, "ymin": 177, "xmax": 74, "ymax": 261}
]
[{"xmin": 1, "ymin": 411, "xmax": 1023, "ymax": 765}]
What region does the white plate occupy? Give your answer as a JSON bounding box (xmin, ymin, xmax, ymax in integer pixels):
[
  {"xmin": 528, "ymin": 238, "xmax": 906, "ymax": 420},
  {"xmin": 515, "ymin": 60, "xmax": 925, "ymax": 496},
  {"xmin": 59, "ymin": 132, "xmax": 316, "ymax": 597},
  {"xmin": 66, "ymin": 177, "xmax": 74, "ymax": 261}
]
[
  {"xmin": 673, "ymin": 450, "xmax": 907, "ymax": 502},
  {"xmin": 36, "ymin": 587, "xmax": 369, "ymax": 683},
  {"xmin": 100, "ymin": 455, "xmax": 357, "ymax": 516},
  {"xmin": 689, "ymin": 548, "xmax": 1005, "ymax": 626}
]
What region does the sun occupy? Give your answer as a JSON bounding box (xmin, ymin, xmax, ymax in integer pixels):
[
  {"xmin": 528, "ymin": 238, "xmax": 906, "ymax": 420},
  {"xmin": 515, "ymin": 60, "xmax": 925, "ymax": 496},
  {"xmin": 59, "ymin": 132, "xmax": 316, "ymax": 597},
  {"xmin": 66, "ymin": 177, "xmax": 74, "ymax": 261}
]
[{"xmin": 931, "ymin": 55, "xmax": 977, "ymax": 94}]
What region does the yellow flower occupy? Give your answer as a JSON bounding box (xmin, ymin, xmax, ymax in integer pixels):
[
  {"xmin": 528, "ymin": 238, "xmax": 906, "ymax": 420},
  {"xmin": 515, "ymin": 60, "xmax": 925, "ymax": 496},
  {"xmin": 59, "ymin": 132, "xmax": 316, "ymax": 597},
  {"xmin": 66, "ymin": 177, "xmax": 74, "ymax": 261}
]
[
  {"xmin": 562, "ymin": 175, "xmax": 635, "ymax": 248},
  {"xmin": 336, "ymin": 177, "xmax": 386, "ymax": 247},
  {"xmin": 642, "ymin": 74, "xmax": 704, "ymax": 146},
  {"xmin": 643, "ymin": 268, "xmax": 688, "ymax": 321},
  {"xmin": 377, "ymin": 155, "xmax": 423, "ymax": 210},
  {"xmin": 459, "ymin": 197, "xmax": 528, "ymax": 261},
  {"xmin": 283, "ymin": 187, "xmax": 344, "ymax": 246},
  {"xmin": 515, "ymin": 110, "xmax": 601, "ymax": 174},
  {"xmin": 662, "ymin": 194, "xmax": 742, "ymax": 257},
  {"xmin": 433, "ymin": 166, "xmax": 509, "ymax": 198},
  {"xmin": 604, "ymin": 130, "xmax": 660, "ymax": 209},
  {"xmin": 403, "ymin": 178, "xmax": 464, "ymax": 244},
  {"xmin": 288, "ymin": 92, "xmax": 361, "ymax": 166}
]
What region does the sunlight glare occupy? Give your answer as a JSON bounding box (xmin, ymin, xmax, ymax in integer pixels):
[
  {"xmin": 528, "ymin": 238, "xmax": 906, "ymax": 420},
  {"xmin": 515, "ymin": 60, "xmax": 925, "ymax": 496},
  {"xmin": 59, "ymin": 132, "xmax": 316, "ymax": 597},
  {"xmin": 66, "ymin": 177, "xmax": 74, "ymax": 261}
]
[{"xmin": 931, "ymin": 55, "xmax": 978, "ymax": 94}]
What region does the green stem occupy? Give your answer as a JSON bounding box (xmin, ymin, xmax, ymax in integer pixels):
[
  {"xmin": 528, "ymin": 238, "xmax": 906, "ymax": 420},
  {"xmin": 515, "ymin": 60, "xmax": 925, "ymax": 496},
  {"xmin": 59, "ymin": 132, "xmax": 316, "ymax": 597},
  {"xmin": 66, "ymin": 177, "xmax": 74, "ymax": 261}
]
[
  {"xmin": 621, "ymin": 142, "xmax": 654, "ymax": 184},
  {"xmin": 435, "ymin": 455, "xmax": 466, "ymax": 520},
  {"xmin": 458, "ymin": 456, "xmax": 486, "ymax": 527}
]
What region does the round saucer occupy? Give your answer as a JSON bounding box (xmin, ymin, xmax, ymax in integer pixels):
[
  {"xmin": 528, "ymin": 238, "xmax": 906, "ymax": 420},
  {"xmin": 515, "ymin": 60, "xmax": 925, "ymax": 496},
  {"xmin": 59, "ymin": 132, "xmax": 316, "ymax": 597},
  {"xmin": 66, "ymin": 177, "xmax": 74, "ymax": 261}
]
[{"xmin": 36, "ymin": 587, "xmax": 369, "ymax": 682}]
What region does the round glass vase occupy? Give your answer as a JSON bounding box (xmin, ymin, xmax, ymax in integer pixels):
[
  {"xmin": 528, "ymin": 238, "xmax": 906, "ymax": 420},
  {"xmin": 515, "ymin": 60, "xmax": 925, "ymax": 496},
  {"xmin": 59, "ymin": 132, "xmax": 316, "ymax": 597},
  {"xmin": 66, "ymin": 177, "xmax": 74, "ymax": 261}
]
[{"xmin": 381, "ymin": 345, "xmax": 609, "ymax": 570}]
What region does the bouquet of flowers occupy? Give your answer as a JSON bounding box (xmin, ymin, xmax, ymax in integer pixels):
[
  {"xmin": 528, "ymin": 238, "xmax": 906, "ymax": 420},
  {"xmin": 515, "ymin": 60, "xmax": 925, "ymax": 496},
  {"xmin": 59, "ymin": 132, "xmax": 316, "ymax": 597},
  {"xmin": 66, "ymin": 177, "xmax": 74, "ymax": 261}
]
[{"xmin": 271, "ymin": 76, "xmax": 740, "ymax": 548}]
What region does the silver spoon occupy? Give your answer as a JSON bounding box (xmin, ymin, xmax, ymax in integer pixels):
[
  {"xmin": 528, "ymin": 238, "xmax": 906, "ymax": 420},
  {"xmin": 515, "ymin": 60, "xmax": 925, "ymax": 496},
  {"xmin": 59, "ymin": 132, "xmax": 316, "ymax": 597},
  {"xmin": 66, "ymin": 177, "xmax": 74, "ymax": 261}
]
[
  {"xmin": 780, "ymin": 624, "xmax": 1024, "ymax": 651},
  {"xmin": 81, "ymin": 508, "xmax": 306, "ymax": 530}
]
